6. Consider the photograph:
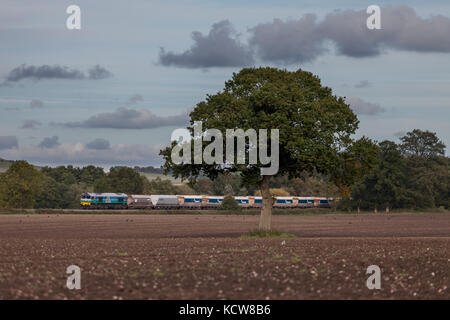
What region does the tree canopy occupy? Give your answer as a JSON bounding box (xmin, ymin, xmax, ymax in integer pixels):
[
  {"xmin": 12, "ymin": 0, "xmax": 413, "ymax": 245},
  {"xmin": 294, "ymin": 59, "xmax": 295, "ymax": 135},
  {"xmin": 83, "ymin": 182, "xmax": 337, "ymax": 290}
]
[
  {"xmin": 94, "ymin": 166, "xmax": 144, "ymax": 194},
  {"xmin": 0, "ymin": 161, "xmax": 44, "ymax": 208},
  {"xmin": 161, "ymin": 67, "xmax": 376, "ymax": 230}
]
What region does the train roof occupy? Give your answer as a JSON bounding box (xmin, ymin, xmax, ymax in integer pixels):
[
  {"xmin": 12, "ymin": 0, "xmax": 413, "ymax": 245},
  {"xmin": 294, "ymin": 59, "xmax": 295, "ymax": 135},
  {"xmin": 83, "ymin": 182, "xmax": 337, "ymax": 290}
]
[
  {"xmin": 179, "ymin": 195, "xmax": 203, "ymax": 198},
  {"xmin": 85, "ymin": 192, "xmax": 127, "ymax": 197},
  {"xmin": 151, "ymin": 195, "xmax": 178, "ymax": 199},
  {"xmin": 129, "ymin": 195, "xmax": 152, "ymax": 199}
]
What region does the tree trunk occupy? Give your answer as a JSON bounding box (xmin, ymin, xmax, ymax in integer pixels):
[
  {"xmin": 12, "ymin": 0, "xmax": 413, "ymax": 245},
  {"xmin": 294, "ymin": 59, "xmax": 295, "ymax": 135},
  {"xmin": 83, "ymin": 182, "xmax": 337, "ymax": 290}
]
[
  {"xmin": 357, "ymin": 206, "xmax": 360, "ymax": 214},
  {"xmin": 374, "ymin": 206, "xmax": 377, "ymax": 214},
  {"xmin": 386, "ymin": 205, "xmax": 390, "ymax": 213},
  {"xmin": 259, "ymin": 175, "xmax": 272, "ymax": 231}
]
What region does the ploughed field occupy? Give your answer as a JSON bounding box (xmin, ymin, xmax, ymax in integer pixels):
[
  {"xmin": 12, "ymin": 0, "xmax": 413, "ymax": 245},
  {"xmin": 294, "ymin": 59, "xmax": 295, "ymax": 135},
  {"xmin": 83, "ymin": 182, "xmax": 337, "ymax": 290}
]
[{"xmin": 0, "ymin": 213, "xmax": 448, "ymax": 299}]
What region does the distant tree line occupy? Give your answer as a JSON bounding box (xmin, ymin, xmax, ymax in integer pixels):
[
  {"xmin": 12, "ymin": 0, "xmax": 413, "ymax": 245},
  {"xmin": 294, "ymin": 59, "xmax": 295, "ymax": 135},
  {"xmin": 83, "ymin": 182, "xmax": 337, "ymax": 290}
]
[
  {"xmin": 0, "ymin": 129, "xmax": 447, "ymax": 210},
  {"xmin": 133, "ymin": 165, "xmax": 164, "ymax": 174},
  {"xmin": 345, "ymin": 129, "xmax": 449, "ymax": 212}
]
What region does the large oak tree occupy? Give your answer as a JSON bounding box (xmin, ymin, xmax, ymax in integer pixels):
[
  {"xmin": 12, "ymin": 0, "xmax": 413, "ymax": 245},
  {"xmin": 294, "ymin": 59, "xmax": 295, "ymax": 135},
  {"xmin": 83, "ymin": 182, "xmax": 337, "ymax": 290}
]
[{"xmin": 160, "ymin": 67, "xmax": 373, "ymax": 230}]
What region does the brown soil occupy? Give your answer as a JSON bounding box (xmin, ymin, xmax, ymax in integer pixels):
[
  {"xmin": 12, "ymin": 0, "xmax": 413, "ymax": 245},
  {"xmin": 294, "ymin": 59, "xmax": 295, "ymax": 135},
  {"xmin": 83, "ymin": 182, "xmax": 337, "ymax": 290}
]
[{"xmin": 0, "ymin": 213, "xmax": 448, "ymax": 299}]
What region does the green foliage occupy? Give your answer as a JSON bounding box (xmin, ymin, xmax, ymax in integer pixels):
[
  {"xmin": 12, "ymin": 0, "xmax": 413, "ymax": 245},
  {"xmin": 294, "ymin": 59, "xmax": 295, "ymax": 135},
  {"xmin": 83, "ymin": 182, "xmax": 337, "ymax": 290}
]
[
  {"xmin": 0, "ymin": 161, "xmax": 44, "ymax": 208},
  {"xmin": 145, "ymin": 177, "xmax": 180, "ymax": 194},
  {"xmin": 400, "ymin": 130, "xmax": 448, "ymax": 208},
  {"xmin": 34, "ymin": 176, "xmax": 67, "ymax": 209},
  {"xmin": 162, "ymin": 68, "xmax": 359, "ymax": 184},
  {"xmin": 400, "ymin": 129, "xmax": 445, "ymax": 158},
  {"xmin": 160, "ymin": 67, "xmax": 361, "ymax": 209},
  {"xmin": 243, "ymin": 229, "xmax": 295, "ymax": 238},
  {"xmin": 80, "ymin": 165, "xmax": 105, "ymax": 185},
  {"xmin": 349, "ymin": 130, "xmax": 449, "ymax": 210},
  {"xmin": 134, "ymin": 166, "xmax": 164, "ymax": 174},
  {"xmin": 41, "ymin": 165, "xmax": 80, "ymax": 183},
  {"xmin": 352, "ymin": 141, "xmax": 407, "ymax": 210},
  {"xmin": 41, "ymin": 165, "xmax": 105, "ymax": 186},
  {"xmin": 94, "ymin": 167, "xmax": 143, "ymax": 194},
  {"xmin": 220, "ymin": 195, "xmax": 241, "ymax": 211},
  {"xmin": 34, "ymin": 176, "xmax": 85, "ymax": 209},
  {"xmin": 329, "ymin": 136, "xmax": 380, "ymax": 198},
  {"xmin": 190, "ymin": 178, "xmax": 214, "ymax": 195}
]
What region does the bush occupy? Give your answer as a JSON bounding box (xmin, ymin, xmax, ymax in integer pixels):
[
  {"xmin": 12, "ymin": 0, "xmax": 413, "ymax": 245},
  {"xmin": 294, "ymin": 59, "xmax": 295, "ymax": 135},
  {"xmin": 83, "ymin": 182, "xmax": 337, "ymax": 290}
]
[{"xmin": 220, "ymin": 195, "xmax": 241, "ymax": 211}]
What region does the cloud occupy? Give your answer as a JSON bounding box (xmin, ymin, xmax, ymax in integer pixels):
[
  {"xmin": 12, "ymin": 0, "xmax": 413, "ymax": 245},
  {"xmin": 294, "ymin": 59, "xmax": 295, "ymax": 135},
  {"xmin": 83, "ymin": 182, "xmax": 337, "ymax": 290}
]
[
  {"xmin": 249, "ymin": 15, "xmax": 326, "ymax": 64},
  {"xmin": 345, "ymin": 96, "xmax": 385, "ymax": 115},
  {"xmin": 57, "ymin": 107, "xmax": 189, "ymax": 129},
  {"xmin": 38, "ymin": 136, "xmax": 60, "ymax": 149},
  {"xmin": 159, "ymin": 20, "xmax": 254, "ymax": 68},
  {"xmin": 0, "ymin": 136, "xmax": 18, "ymax": 150},
  {"xmin": 5, "ymin": 64, "xmax": 85, "ymax": 82},
  {"xmin": 126, "ymin": 94, "xmax": 144, "ymax": 105},
  {"xmin": 2, "ymin": 64, "xmax": 113, "ymax": 84},
  {"xmin": 320, "ymin": 6, "xmax": 450, "ymax": 57},
  {"xmin": 88, "ymin": 65, "xmax": 113, "ymax": 80},
  {"xmin": 354, "ymin": 80, "xmax": 371, "ymax": 89},
  {"xmin": 0, "ymin": 142, "xmax": 164, "ymax": 166},
  {"xmin": 160, "ymin": 6, "xmax": 450, "ymax": 67},
  {"xmin": 21, "ymin": 120, "xmax": 42, "ymax": 129},
  {"xmin": 29, "ymin": 99, "xmax": 44, "ymax": 109},
  {"xmin": 86, "ymin": 138, "xmax": 111, "ymax": 150}
]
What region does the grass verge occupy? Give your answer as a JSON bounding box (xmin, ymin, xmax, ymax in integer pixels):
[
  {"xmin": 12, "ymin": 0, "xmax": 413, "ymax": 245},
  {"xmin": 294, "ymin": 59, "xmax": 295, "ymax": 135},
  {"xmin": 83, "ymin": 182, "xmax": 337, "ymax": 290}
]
[{"xmin": 242, "ymin": 229, "xmax": 296, "ymax": 238}]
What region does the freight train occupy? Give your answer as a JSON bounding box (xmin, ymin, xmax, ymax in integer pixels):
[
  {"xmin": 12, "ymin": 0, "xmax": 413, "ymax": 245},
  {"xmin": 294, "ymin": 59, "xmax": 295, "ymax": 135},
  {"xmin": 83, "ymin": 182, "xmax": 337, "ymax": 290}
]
[{"xmin": 80, "ymin": 193, "xmax": 333, "ymax": 210}]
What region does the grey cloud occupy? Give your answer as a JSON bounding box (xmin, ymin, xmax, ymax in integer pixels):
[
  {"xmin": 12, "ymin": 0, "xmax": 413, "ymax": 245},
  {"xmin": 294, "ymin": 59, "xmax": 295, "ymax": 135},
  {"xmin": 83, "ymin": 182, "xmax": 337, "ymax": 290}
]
[
  {"xmin": 30, "ymin": 99, "xmax": 44, "ymax": 109},
  {"xmin": 38, "ymin": 136, "xmax": 60, "ymax": 149},
  {"xmin": 0, "ymin": 136, "xmax": 18, "ymax": 150},
  {"xmin": 2, "ymin": 64, "xmax": 113, "ymax": 84},
  {"xmin": 320, "ymin": 6, "xmax": 450, "ymax": 57},
  {"xmin": 88, "ymin": 65, "xmax": 113, "ymax": 80},
  {"xmin": 126, "ymin": 94, "xmax": 144, "ymax": 105},
  {"xmin": 249, "ymin": 15, "xmax": 326, "ymax": 64},
  {"xmin": 345, "ymin": 96, "xmax": 385, "ymax": 115},
  {"xmin": 21, "ymin": 120, "xmax": 42, "ymax": 129},
  {"xmin": 354, "ymin": 80, "xmax": 371, "ymax": 89},
  {"xmin": 6, "ymin": 64, "xmax": 85, "ymax": 82},
  {"xmin": 159, "ymin": 20, "xmax": 254, "ymax": 68},
  {"xmin": 86, "ymin": 138, "xmax": 111, "ymax": 150},
  {"xmin": 160, "ymin": 6, "xmax": 450, "ymax": 67},
  {"xmin": 58, "ymin": 107, "xmax": 189, "ymax": 129}
]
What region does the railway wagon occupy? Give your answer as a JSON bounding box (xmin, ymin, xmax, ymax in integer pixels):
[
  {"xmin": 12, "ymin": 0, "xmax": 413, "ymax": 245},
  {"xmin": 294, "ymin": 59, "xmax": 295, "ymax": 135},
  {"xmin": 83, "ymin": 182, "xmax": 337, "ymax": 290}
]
[
  {"xmin": 297, "ymin": 197, "xmax": 310, "ymax": 208},
  {"xmin": 150, "ymin": 195, "xmax": 180, "ymax": 209},
  {"xmin": 249, "ymin": 196, "xmax": 262, "ymax": 208},
  {"xmin": 128, "ymin": 195, "xmax": 153, "ymax": 209},
  {"xmin": 80, "ymin": 193, "xmax": 128, "ymax": 209},
  {"xmin": 178, "ymin": 195, "xmax": 203, "ymax": 209},
  {"xmin": 202, "ymin": 196, "xmax": 224, "ymax": 209},
  {"xmin": 274, "ymin": 196, "xmax": 295, "ymax": 209},
  {"xmin": 317, "ymin": 198, "xmax": 333, "ymax": 208},
  {"xmin": 234, "ymin": 196, "xmax": 251, "ymax": 208}
]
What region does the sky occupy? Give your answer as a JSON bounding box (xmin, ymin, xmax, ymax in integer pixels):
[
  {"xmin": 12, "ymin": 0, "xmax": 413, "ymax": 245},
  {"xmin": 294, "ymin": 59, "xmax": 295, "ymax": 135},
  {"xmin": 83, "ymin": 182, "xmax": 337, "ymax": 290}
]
[{"xmin": 0, "ymin": 0, "xmax": 449, "ymax": 167}]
